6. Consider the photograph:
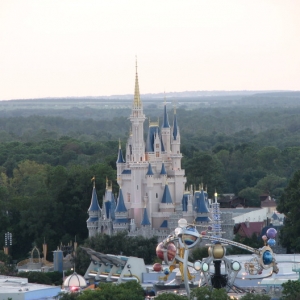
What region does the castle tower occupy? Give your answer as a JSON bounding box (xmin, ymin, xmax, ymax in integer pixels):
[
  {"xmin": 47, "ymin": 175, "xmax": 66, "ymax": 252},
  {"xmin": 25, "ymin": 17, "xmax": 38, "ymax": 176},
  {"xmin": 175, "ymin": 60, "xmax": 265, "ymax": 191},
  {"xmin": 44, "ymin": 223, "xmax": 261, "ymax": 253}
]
[
  {"xmin": 87, "ymin": 179, "xmax": 101, "ymax": 237},
  {"xmin": 128, "ymin": 59, "xmax": 146, "ymax": 163},
  {"xmin": 98, "ymin": 178, "xmax": 114, "ymax": 235}
]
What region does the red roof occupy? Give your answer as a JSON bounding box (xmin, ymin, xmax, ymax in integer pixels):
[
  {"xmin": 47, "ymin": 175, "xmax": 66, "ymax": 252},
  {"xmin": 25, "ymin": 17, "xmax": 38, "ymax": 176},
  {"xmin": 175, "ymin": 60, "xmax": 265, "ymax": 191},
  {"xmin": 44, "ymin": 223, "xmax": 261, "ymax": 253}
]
[
  {"xmin": 237, "ymin": 221, "xmax": 265, "ymax": 238},
  {"xmin": 261, "ymin": 198, "xmax": 277, "ymax": 208}
]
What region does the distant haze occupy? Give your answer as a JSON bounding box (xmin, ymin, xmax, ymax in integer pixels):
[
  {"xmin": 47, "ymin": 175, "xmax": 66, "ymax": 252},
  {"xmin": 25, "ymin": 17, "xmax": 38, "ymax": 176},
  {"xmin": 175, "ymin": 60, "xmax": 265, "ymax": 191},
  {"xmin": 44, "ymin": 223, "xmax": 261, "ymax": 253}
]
[{"xmin": 1, "ymin": 0, "xmax": 299, "ymax": 100}]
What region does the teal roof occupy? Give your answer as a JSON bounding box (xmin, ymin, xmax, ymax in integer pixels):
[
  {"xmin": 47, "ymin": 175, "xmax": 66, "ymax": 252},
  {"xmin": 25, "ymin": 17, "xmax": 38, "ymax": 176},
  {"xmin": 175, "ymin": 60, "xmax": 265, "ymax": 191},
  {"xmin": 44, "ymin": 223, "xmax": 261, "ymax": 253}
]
[
  {"xmin": 146, "ymin": 163, "xmax": 154, "ymax": 175},
  {"xmin": 161, "ymin": 184, "xmax": 173, "ymax": 204},
  {"xmin": 115, "ymin": 189, "xmax": 127, "ymax": 213},
  {"xmin": 88, "ymin": 187, "xmax": 101, "ymax": 212},
  {"xmin": 141, "ymin": 208, "xmax": 151, "ymax": 226}
]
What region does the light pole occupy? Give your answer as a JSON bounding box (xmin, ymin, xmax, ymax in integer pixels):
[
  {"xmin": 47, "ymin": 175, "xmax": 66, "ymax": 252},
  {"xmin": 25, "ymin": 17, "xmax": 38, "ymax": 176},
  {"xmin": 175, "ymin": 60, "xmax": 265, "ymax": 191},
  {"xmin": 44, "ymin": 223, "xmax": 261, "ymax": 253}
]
[{"xmin": 4, "ymin": 232, "xmax": 12, "ymax": 255}]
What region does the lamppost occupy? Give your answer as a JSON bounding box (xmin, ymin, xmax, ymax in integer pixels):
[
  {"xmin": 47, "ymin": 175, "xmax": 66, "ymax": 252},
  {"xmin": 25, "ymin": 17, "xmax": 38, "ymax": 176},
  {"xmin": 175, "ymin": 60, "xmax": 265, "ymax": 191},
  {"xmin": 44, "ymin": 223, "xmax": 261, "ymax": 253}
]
[{"xmin": 4, "ymin": 232, "xmax": 12, "ymax": 255}]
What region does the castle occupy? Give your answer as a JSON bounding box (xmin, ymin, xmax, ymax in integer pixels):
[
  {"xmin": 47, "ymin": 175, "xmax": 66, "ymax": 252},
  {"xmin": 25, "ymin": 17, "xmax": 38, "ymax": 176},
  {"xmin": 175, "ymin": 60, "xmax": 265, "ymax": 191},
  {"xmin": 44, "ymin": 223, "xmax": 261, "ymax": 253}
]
[{"xmin": 87, "ymin": 63, "xmax": 233, "ymax": 241}]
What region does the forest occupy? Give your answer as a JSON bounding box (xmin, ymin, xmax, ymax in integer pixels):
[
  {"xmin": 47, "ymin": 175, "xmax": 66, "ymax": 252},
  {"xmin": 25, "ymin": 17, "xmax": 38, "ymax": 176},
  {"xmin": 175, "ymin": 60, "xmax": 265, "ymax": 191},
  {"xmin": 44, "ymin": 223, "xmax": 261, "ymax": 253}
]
[{"xmin": 1, "ymin": 93, "xmax": 300, "ymax": 261}]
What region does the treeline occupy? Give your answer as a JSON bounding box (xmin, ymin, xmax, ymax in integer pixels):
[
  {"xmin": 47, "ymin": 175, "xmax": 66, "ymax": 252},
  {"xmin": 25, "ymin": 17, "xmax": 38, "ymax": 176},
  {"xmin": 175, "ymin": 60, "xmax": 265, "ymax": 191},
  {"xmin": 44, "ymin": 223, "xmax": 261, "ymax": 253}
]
[{"xmin": 1, "ymin": 104, "xmax": 300, "ymax": 260}]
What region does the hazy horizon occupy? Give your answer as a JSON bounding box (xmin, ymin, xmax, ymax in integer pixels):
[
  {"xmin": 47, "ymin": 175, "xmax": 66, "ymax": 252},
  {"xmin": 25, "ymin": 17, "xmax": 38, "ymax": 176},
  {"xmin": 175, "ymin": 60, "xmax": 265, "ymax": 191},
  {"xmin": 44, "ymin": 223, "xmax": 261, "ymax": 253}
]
[{"xmin": 1, "ymin": 0, "xmax": 300, "ymax": 100}]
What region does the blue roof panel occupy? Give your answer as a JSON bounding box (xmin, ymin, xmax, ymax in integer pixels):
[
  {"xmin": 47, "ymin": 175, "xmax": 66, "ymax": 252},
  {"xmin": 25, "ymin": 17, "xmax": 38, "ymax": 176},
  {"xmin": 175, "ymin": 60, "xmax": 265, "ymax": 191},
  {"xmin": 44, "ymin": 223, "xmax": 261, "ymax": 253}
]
[
  {"xmin": 146, "ymin": 163, "xmax": 154, "ymax": 176},
  {"xmin": 88, "ymin": 187, "xmax": 101, "ymax": 212},
  {"xmin": 160, "ymin": 220, "xmax": 168, "ymax": 228},
  {"xmin": 122, "ymin": 169, "xmax": 131, "ymax": 174},
  {"xmin": 162, "ymin": 104, "xmax": 170, "ymax": 128},
  {"xmin": 195, "ymin": 216, "xmax": 211, "ymax": 222},
  {"xmin": 115, "ymin": 189, "xmax": 127, "ymax": 213},
  {"xmin": 141, "ymin": 208, "xmax": 151, "ymax": 226},
  {"xmin": 113, "ymin": 218, "xmax": 129, "ymax": 223},
  {"xmin": 161, "ymin": 185, "xmax": 173, "ymax": 204}
]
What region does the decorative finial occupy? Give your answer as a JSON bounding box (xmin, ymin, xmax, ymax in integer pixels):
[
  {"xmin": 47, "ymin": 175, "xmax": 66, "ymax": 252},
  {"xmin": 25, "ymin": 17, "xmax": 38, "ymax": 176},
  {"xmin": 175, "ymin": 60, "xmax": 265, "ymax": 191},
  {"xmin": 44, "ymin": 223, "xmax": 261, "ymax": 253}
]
[
  {"xmin": 119, "ymin": 138, "xmax": 121, "ymax": 149},
  {"xmin": 91, "ymin": 176, "xmax": 96, "ymax": 187}
]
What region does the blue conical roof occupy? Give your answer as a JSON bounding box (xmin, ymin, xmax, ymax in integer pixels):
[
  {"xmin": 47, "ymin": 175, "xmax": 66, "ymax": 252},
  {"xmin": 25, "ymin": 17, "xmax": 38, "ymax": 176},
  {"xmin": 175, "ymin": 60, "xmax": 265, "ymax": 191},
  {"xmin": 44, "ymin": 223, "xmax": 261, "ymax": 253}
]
[
  {"xmin": 88, "ymin": 187, "xmax": 101, "ymax": 212},
  {"xmin": 115, "ymin": 188, "xmax": 127, "ymax": 213},
  {"xmin": 146, "ymin": 125, "xmax": 159, "ymax": 152},
  {"xmin": 146, "ymin": 163, "xmax": 154, "ymax": 175},
  {"xmin": 173, "ymin": 113, "xmax": 178, "ymax": 140},
  {"xmin": 160, "ymin": 163, "xmax": 167, "ymax": 175},
  {"xmin": 162, "ymin": 104, "xmax": 170, "ymax": 128},
  {"xmin": 105, "ymin": 201, "xmax": 111, "ymax": 219},
  {"xmin": 194, "ymin": 189, "xmax": 209, "ymax": 213},
  {"xmin": 110, "ymin": 194, "xmax": 116, "ymax": 220},
  {"xmin": 141, "ymin": 207, "xmax": 151, "ymax": 226},
  {"xmin": 161, "ymin": 184, "xmax": 173, "ymax": 204},
  {"xmin": 117, "ymin": 147, "xmax": 125, "ymax": 163},
  {"xmin": 182, "ymin": 194, "xmax": 189, "ymax": 212}
]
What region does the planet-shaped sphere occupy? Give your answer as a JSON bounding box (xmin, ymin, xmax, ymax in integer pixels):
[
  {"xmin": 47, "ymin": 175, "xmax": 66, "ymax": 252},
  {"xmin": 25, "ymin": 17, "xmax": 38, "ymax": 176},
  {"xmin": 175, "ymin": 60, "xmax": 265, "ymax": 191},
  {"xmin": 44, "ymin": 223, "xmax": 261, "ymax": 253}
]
[
  {"xmin": 164, "ymin": 268, "xmax": 170, "ymax": 275},
  {"xmin": 267, "ymin": 238, "xmax": 276, "ymax": 247},
  {"xmin": 155, "ymin": 242, "xmax": 176, "ymax": 261},
  {"xmin": 153, "ymin": 263, "xmax": 162, "ymax": 272},
  {"xmin": 262, "ymin": 250, "xmax": 273, "ymax": 265},
  {"xmin": 212, "ymin": 244, "xmax": 225, "ymax": 259},
  {"xmin": 266, "ymin": 228, "xmax": 277, "ymax": 239}
]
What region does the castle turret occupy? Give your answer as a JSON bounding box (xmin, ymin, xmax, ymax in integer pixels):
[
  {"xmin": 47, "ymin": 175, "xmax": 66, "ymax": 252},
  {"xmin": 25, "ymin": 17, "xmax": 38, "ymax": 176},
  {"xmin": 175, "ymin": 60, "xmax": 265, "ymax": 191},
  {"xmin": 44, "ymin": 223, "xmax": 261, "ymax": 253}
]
[
  {"xmin": 87, "ymin": 180, "xmax": 101, "ymax": 237},
  {"xmin": 171, "ymin": 108, "xmax": 182, "ymax": 171},
  {"xmin": 116, "ymin": 140, "xmax": 125, "ymax": 186},
  {"xmin": 194, "ymin": 186, "xmax": 211, "ymax": 225},
  {"xmin": 159, "ymin": 183, "xmax": 175, "ymax": 213},
  {"xmin": 161, "ymin": 100, "xmax": 171, "ymax": 154},
  {"xmin": 113, "ymin": 188, "xmax": 129, "ymax": 232},
  {"xmin": 141, "ymin": 207, "xmax": 151, "ymax": 226}
]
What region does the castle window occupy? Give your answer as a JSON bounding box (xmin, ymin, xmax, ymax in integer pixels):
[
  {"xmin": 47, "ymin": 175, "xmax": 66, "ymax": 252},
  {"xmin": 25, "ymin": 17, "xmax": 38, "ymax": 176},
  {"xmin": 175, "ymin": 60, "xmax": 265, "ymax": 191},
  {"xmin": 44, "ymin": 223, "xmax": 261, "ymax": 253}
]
[
  {"xmin": 156, "ymin": 144, "xmax": 159, "ymax": 148},
  {"xmin": 156, "ymin": 152, "xmax": 159, "ymax": 157},
  {"xmin": 127, "ymin": 193, "xmax": 131, "ymax": 202},
  {"xmin": 137, "ymin": 185, "xmax": 138, "ymax": 190},
  {"xmin": 156, "ymin": 193, "xmax": 158, "ymax": 198}
]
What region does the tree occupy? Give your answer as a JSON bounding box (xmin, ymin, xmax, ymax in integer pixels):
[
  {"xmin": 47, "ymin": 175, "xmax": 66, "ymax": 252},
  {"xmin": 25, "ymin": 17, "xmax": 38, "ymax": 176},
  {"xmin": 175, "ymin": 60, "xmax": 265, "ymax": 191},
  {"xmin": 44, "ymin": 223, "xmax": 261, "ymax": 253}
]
[
  {"xmin": 190, "ymin": 286, "xmax": 229, "ymax": 300},
  {"xmin": 154, "ymin": 293, "xmax": 188, "ymax": 299},
  {"xmin": 277, "ymin": 170, "xmax": 300, "ymax": 252},
  {"xmin": 239, "ymin": 293, "xmax": 271, "ymax": 300},
  {"xmin": 281, "ymin": 279, "xmax": 300, "ymax": 300}
]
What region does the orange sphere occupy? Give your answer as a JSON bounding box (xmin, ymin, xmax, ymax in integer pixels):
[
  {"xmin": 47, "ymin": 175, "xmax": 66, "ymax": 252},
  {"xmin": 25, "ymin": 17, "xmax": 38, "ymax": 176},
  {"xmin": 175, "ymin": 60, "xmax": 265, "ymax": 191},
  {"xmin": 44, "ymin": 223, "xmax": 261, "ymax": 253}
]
[{"xmin": 156, "ymin": 242, "xmax": 177, "ymax": 261}]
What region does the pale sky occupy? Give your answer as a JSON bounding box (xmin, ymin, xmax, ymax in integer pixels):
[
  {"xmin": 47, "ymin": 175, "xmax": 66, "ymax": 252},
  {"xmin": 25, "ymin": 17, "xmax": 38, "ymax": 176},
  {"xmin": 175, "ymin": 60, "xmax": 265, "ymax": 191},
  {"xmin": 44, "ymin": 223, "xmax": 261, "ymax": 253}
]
[{"xmin": 1, "ymin": 0, "xmax": 300, "ymax": 100}]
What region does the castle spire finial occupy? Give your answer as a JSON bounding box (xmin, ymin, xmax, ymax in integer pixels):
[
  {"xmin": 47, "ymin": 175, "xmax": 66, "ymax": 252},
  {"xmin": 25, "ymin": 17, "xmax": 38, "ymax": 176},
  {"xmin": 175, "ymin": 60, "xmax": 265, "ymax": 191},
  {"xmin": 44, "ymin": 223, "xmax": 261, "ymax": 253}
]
[
  {"xmin": 133, "ymin": 57, "xmax": 141, "ymax": 108},
  {"xmin": 91, "ymin": 176, "xmax": 96, "ymax": 188},
  {"xmin": 119, "ymin": 138, "xmax": 121, "ymax": 149}
]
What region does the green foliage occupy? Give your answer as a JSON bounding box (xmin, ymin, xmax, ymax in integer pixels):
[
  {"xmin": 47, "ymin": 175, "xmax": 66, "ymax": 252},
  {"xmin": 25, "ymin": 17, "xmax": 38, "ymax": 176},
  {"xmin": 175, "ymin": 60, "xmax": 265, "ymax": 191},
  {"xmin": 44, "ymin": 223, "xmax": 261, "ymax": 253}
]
[
  {"xmin": 61, "ymin": 281, "xmax": 145, "ymax": 300},
  {"xmin": 239, "ymin": 293, "xmax": 271, "ymax": 300},
  {"xmin": 227, "ymin": 234, "xmax": 261, "ymax": 255},
  {"xmin": 277, "ymin": 170, "xmax": 300, "ymax": 252},
  {"xmin": 17, "ymin": 271, "xmax": 52, "ymax": 285},
  {"xmin": 280, "ymin": 279, "xmax": 300, "ymax": 299},
  {"xmin": 188, "ymin": 246, "xmax": 209, "ymax": 262},
  {"xmin": 154, "ymin": 292, "xmax": 188, "ymax": 299},
  {"xmin": 190, "ymin": 286, "xmax": 229, "ymax": 300}
]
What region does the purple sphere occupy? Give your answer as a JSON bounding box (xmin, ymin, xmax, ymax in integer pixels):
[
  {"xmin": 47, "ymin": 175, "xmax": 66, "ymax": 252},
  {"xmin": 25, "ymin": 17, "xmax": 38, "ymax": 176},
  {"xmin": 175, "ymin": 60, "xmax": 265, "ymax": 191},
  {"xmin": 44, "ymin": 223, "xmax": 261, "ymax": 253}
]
[{"xmin": 266, "ymin": 228, "xmax": 277, "ymax": 239}]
